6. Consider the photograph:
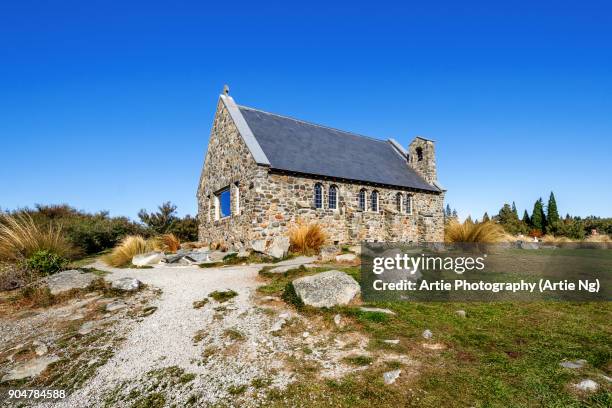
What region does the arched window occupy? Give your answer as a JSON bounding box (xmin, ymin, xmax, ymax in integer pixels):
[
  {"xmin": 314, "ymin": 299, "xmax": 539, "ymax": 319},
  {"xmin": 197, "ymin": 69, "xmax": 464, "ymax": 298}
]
[
  {"xmin": 396, "ymin": 193, "xmax": 403, "ymax": 213},
  {"xmin": 416, "ymin": 147, "xmax": 423, "ymax": 161},
  {"xmin": 314, "ymin": 183, "xmax": 323, "ymax": 209},
  {"xmin": 328, "ymin": 185, "xmax": 338, "ymax": 209},
  {"xmin": 405, "ymin": 194, "xmax": 413, "ymax": 215},
  {"xmin": 358, "ymin": 189, "xmax": 366, "ymax": 211},
  {"xmin": 371, "ymin": 190, "xmax": 379, "ymax": 212}
]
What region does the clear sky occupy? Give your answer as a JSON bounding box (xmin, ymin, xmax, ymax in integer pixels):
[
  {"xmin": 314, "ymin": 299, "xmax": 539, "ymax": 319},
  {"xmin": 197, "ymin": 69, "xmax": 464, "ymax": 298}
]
[{"xmin": 1, "ymin": 1, "xmax": 610, "ymax": 220}]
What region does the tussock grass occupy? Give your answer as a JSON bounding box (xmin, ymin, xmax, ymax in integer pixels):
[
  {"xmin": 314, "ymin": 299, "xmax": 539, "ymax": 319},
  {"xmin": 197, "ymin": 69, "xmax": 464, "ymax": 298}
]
[
  {"xmin": 152, "ymin": 233, "xmax": 180, "ymax": 252},
  {"xmin": 541, "ymin": 235, "xmax": 574, "ymax": 243},
  {"xmin": 209, "ymin": 290, "xmax": 238, "ymax": 302},
  {"xmin": 102, "ymin": 235, "xmax": 155, "ymax": 267},
  {"xmin": 0, "ymin": 213, "xmax": 75, "ymax": 261},
  {"xmin": 288, "ymin": 220, "xmax": 327, "ymax": 255},
  {"xmin": 445, "ymin": 219, "xmax": 505, "ymax": 243},
  {"xmin": 585, "ymin": 234, "xmax": 612, "ymax": 243}
]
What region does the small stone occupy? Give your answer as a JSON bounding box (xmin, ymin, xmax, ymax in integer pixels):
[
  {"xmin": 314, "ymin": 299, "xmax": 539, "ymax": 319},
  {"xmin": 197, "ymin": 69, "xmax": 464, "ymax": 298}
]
[
  {"xmin": 422, "ymin": 342, "xmax": 446, "ymax": 350},
  {"xmin": 78, "ymin": 321, "xmax": 96, "ymax": 335},
  {"xmin": 335, "ymin": 253, "xmax": 357, "ymax": 263},
  {"xmin": 422, "ymin": 329, "xmax": 433, "ymax": 339},
  {"xmin": 455, "ymin": 310, "xmax": 466, "ymax": 318},
  {"xmin": 132, "ymin": 251, "xmax": 164, "ymax": 266},
  {"xmin": 360, "ymin": 307, "xmax": 396, "ymax": 315},
  {"xmin": 560, "ymin": 359, "xmax": 587, "ymax": 369},
  {"xmin": 333, "ymin": 314, "xmax": 342, "ymax": 326},
  {"xmin": 269, "ymin": 320, "xmax": 286, "ymax": 333},
  {"xmin": 32, "ymin": 341, "xmax": 47, "ymax": 356},
  {"xmin": 574, "ymin": 379, "xmax": 599, "ymax": 392},
  {"xmin": 383, "ymin": 369, "xmax": 401, "ymax": 385},
  {"xmin": 383, "ymin": 339, "xmax": 400, "ymax": 345},
  {"xmin": 261, "ymin": 296, "xmax": 279, "ymax": 302},
  {"xmin": 302, "ymin": 332, "xmax": 309, "ymax": 338},
  {"xmin": 600, "ymin": 374, "xmax": 612, "ymax": 383},
  {"xmin": 111, "ymin": 277, "xmax": 142, "ymax": 292},
  {"xmin": 278, "ymin": 312, "xmax": 290, "ymax": 319},
  {"xmin": 105, "ymin": 301, "xmax": 127, "ymax": 312}
]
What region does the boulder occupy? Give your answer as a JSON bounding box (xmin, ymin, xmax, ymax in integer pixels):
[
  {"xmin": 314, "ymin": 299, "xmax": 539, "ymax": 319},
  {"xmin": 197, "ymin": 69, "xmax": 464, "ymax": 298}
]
[
  {"xmin": 1, "ymin": 356, "xmax": 60, "ymax": 382},
  {"xmin": 250, "ymin": 237, "xmax": 290, "ymax": 259},
  {"xmin": 111, "ymin": 277, "xmax": 142, "ymax": 292},
  {"xmin": 44, "ymin": 270, "xmax": 97, "ymax": 295},
  {"xmin": 292, "ymin": 270, "xmax": 360, "ymax": 308},
  {"xmin": 132, "ymin": 251, "xmax": 164, "ymax": 266},
  {"xmin": 335, "ymin": 253, "xmax": 357, "ymax": 263}
]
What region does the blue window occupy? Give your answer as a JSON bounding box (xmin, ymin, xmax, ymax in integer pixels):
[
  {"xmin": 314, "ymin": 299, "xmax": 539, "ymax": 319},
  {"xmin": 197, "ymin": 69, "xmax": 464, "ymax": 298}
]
[
  {"xmin": 328, "ymin": 185, "xmax": 338, "ymax": 209},
  {"xmin": 358, "ymin": 189, "xmax": 366, "ymax": 211},
  {"xmin": 371, "ymin": 190, "xmax": 379, "ymax": 212},
  {"xmin": 405, "ymin": 194, "xmax": 413, "ymax": 215},
  {"xmin": 314, "ymin": 183, "xmax": 323, "ymax": 208},
  {"xmin": 218, "ymin": 188, "xmax": 231, "ymax": 218}
]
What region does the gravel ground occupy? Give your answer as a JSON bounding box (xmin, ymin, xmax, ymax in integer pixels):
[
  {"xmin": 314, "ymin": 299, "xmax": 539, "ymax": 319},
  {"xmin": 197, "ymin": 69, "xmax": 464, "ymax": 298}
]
[{"xmin": 43, "ymin": 261, "xmax": 295, "ymax": 407}]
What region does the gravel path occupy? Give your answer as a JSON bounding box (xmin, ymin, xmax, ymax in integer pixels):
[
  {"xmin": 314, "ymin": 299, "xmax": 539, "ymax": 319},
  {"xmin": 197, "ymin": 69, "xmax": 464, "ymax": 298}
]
[{"xmin": 48, "ymin": 261, "xmax": 294, "ymax": 407}]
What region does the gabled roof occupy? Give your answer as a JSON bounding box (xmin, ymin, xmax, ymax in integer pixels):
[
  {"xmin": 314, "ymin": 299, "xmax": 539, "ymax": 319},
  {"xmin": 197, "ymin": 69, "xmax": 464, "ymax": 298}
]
[{"xmin": 220, "ymin": 95, "xmax": 439, "ymax": 192}]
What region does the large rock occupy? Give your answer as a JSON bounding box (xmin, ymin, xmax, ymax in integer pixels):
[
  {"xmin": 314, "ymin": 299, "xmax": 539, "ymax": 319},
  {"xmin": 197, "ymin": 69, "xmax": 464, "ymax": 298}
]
[
  {"xmin": 1, "ymin": 356, "xmax": 60, "ymax": 382},
  {"xmin": 132, "ymin": 251, "xmax": 164, "ymax": 266},
  {"xmin": 250, "ymin": 236, "xmax": 290, "ymax": 259},
  {"xmin": 111, "ymin": 277, "xmax": 142, "ymax": 292},
  {"xmin": 292, "ymin": 270, "xmax": 360, "ymax": 308},
  {"xmin": 44, "ymin": 270, "xmax": 97, "ymax": 295}
]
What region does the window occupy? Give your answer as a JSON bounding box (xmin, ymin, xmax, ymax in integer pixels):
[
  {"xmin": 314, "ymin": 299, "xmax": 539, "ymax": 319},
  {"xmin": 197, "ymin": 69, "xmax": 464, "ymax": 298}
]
[
  {"xmin": 396, "ymin": 193, "xmax": 403, "ymax": 212},
  {"xmin": 215, "ymin": 188, "xmax": 231, "ymax": 219},
  {"xmin": 405, "ymin": 194, "xmax": 413, "ymax": 215},
  {"xmin": 314, "ymin": 183, "xmax": 323, "ymax": 209},
  {"xmin": 328, "ymin": 185, "xmax": 338, "ymax": 209},
  {"xmin": 358, "ymin": 189, "xmax": 366, "ymax": 211},
  {"xmin": 371, "ymin": 190, "xmax": 379, "ymax": 212},
  {"xmin": 416, "ymin": 147, "xmax": 423, "ymax": 161}
]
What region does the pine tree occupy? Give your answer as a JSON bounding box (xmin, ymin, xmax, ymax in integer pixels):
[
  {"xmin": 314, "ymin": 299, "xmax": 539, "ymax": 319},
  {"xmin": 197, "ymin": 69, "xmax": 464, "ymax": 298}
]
[
  {"xmin": 512, "ymin": 202, "xmax": 519, "ymax": 219},
  {"xmin": 445, "ymin": 204, "xmax": 452, "ymax": 217},
  {"xmin": 482, "ymin": 212, "xmax": 490, "ymax": 222},
  {"xmin": 465, "ymin": 215, "xmax": 473, "ymax": 224},
  {"xmin": 452, "ymin": 209, "xmax": 458, "ymax": 218},
  {"xmin": 531, "ymin": 198, "xmax": 545, "ymax": 232},
  {"xmin": 547, "ymin": 192, "xmax": 560, "ymax": 225},
  {"xmin": 522, "ymin": 210, "xmax": 531, "ymax": 226}
]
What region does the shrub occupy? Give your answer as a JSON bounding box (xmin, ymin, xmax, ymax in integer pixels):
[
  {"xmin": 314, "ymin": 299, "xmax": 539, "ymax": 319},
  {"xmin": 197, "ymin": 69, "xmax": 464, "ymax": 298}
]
[
  {"xmin": 102, "ymin": 235, "xmax": 155, "ymax": 267},
  {"xmin": 138, "ymin": 202, "xmax": 199, "ymax": 241},
  {"xmin": 288, "ymin": 220, "xmax": 327, "ymax": 255},
  {"xmin": 208, "ymin": 290, "xmax": 238, "ymax": 302},
  {"xmin": 25, "ymin": 250, "xmax": 68, "ymax": 275},
  {"xmin": 445, "ymin": 219, "xmax": 505, "ymax": 243},
  {"xmin": 0, "ymin": 213, "xmax": 75, "ymax": 261}
]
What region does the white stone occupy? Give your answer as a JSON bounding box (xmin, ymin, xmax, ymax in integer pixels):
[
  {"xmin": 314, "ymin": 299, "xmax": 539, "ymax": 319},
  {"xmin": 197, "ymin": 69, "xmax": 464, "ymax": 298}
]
[
  {"xmin": 267, "ymin": 236, "xmax": 290, "ymax": 259},
  {"xmin": 383, "ymin": 369, "xmax": 401, "ymax": 385},
  {"xmin": 335, "ymin": 253, "xmax": 357, "ymax": 262},
  {"xmin": 1, "ymin": 356, "xmax": 60, "ymax": 382},
  {"xmin": 455, "ymin": 310, "xmax": 466, "ymax": 318},
  {"xmin": 44, "ymin": 270, "xmax": 97, "ymax": 295},
  {"xmin": 422, "ymin": 329, "xmax": 433, "ymax": 339},
  {"xmin": 132, "ymin": 251, "xmax": 164, "ymax": 266},
  {"xmin": 106, "ymin": 301, "xmax": 127, "ymax": 312},
  {"xmin": 333, "ymin": 314, "xmax": 342, "ymax": 326},
  {"xmin": 302, "ymin": 332, "xmax": 309, "ymax": 338},
  {"xmin": 111, "ymin": 277, "xmax": 142, "ymax": 292},
  {"xmin": 383, "ymin": 339, "xmax": 400, "ymax": 345},
  {"xmin": 33, "ymin": 341, "xmax": 48, "ymax": 356},
  {"xmin": 560, "ymin": 359, "xmax": 587, "ymax": 369},
  {"xmin": 292, "ymin": 270, "xmax": 360, "ymax": 308},
  {"xmin": 359, "ymin": 307, "xmax": 396, "ymax": 315},
  {"xmin": 574, "ymin": 379, "xmax": 598, "ymax": 392}
]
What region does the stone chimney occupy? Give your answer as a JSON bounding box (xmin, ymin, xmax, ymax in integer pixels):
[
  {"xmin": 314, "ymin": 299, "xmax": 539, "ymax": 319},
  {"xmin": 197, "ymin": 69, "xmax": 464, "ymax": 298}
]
[{"xmin": 408, "ymin": 136, "xmax": 437, "ymax": 184}]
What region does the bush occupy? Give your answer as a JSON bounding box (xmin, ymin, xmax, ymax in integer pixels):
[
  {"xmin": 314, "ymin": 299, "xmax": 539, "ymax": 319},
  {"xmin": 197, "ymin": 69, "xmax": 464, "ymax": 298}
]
[
  {"xmin": 102, "ymin": 235, "xmax": 156, "ymax": 267},
  {"xmin": 288, "ymin": 220, "xmax": 327, "ymax": 255},
  {"xmin": 445, "ymin": 219, "xmax": 505, "ymax": 243},
  {"xmin": 0, "ymin": 213, "xmax": 75, "ymax": 261},
  {"xmin": 138, "ymin": 202, "xmax": 199, "ymax": 242},
  {"xmin": 25, "ymin": 250, "xmax": 68, "ymax": 275}
]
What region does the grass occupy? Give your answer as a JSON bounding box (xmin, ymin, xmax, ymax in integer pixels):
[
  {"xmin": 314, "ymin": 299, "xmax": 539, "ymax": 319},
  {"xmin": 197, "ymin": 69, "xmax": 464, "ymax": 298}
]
[
  {"xmin": 343, "ymin": 355, "xmax": 373, "ymax": 366},
  {"xmin": 192, "ymin": 298, "xmax": 209, "ymax": 309},
  {"xmin": 209, "ymin": 290, "xmax": 238, "ymax": 302},
  {"xmin": 102, "ymin": 235, "xmax": 155, "ymax": 267},
  {"xmin": 224, "ymin": 328, "xmax": 245, "ymax": 341},
  {"xmin": 151, "ymin": 233, "xmax": 181, "ymax": 252},
  {"xmin": 445, "ymin": 219, "xmax": 506, "ymax": 243},
  {"xmin": 257, "ymin": 249, "xmax": 612, "ymax": 407},
  {"xmin": 0, "ymin": 213, "xmax": 75, "ymax": 261},
  {"xmin": 289, "ymin": 219, "xmax": 327, "ymax": 255}
]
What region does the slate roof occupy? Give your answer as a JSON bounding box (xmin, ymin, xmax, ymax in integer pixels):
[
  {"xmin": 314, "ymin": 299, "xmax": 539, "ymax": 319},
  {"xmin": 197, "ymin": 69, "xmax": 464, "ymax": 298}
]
[{"xmin": 237, "ymin": 106, "xmax": 439, "ymax": 192}]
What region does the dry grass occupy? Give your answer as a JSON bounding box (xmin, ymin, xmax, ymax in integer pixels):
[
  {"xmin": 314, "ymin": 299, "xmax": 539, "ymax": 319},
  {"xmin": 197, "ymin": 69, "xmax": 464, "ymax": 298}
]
[
  {"xmin": 0, "ymin": 213, "xmax": 75, "ymax": 261},
  {"xmin": 288, "ymin": 220, "xmax": 327, "ymax": 255},
  {"xmin": 585, "ymin": 234, "xmax": 611, "ymax": 243},
  {"xmin": 102, "ymin": 235, "xmax": 155, "ymax": 267},
  {"xmin": 541, "ymin": 235, "xmax": 574, "ymax": 243},
  {"xmin": 444, "ymin": 219, "xmax": 506, "ymax": 243},
  {"xmin": 150, "ymin": 233, "xmax": 181, "ymax": 252}
]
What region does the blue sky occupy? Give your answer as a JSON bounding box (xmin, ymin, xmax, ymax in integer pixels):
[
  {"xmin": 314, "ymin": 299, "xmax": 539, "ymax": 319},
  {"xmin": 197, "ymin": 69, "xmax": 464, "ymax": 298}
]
[{"xmin": 1, "ymin": 0, "xmax": 610, "ymax": 220}]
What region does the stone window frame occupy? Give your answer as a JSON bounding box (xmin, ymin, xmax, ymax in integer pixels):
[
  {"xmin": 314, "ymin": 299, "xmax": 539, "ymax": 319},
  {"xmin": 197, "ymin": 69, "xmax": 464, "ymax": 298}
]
[
  {"xmin": 328, "ymin": 185, "xmax": 338, "ymax": 210},
  {"xmin": 233, "ymin": 182, "xmax": 240, "ymax": 215},
  {"xmin": 404, "ymin": 194, "xmax": 414, "ymax": 215},
  {"xmin": 395, "ymin": 192, "xmax": 403, "ymax": 213},
  {"xmin": 358, "ymin": 189, "xmax": 367, "ymax": 211},
  {"xmin": 371, "ymin": 190, "xmax": 379, "ymax": 212},
  {"xmin": 314, "ymin": 183, "xmax": 323, "ymax": 209}
]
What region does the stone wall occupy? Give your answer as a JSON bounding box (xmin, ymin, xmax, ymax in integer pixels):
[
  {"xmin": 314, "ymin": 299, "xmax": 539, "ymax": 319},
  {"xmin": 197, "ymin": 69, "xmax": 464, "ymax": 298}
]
[
  {"xmin": 408, "ymin": 137, "xmax": 437, "ymax": 184},
  {"xmin": 197, "ymin": 101, "xmax": 445, "ymax": 249}
]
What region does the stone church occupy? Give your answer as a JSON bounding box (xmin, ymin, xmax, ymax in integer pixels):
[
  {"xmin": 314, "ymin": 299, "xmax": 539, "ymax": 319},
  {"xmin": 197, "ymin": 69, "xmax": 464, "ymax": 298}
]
[{"xmin": 197, "ymin": 89, "xmax": 445, "ymax": 249}]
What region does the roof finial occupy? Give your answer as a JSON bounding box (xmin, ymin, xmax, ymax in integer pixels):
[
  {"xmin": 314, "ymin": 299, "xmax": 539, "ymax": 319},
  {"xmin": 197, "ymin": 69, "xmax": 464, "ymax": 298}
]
[{"xmin": 222, "ymin": 84, "xmax": 230, "ymax": 96}]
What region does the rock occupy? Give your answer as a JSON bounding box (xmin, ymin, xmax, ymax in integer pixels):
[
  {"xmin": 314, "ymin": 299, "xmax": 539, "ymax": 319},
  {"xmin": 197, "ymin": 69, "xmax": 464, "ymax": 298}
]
[
  {"xmin": 455, "ymin": 310, "xmax": 466, "ymax": 318},
  {"xmin": 319, "ymin": 245, "xmax": 340, "ymax": 262},
  {"xmin": 105, "ymin": 301, "xmax": 127, "ymax": 312},
  {"xmin": 267, "ymin": 236, "xmax": 290, "ymax": 259},
  {"xmin": 519, "ymin": 241, "xmax": 539, "ymax": 250},
  {"xmin": 78, "ymin": 321, "xmax": 96, "ymax": 335},
  {"xmin": 267, "ymin": 256, "xmax": 318, "ymax": 273},
  {"xmin": 383, "ymin": 339, "xmax": 400, "ymax": 345},
  {"xmin": 422, "ymin": 329, "xmax": 433, "ymax": 339},
  {"xmin": 359, "ymin": 307, "xmax": 396, "ymax": 315},
  {"xmin": 270, "ymin": 319, "xmax": 287, "ymax": 333},
  {"xmin": 261, "ymin": 296, "xmax": 280, "ymax": 302},
  {"xmin": 292, "ymin": 270, "xmax": 360, "ymax": 308},
  {"xmin": 250, "ymin": 239, "xmax": 267, "ymax": 253},
  {"xmin": 302, "ymin": 332, "xmax": 309, "ymax": 338},
  {"xmin": 422, "ymin": 342, "xmax": 446, "ymax": 350},
  {"xmin": 44, "ymin": 270, "xmax": 97, "ymax": 295},
  {"xmin": 600, "ymin": 374, "xmax": 612, "ymax": 383},
  {"xmin": 132, "ymin": 251, "xmax": 165, "ymax": 266},
  {"xmin": 237, "ymin": 249, "xmax": 250, "ymax": 258},
  {"xmin": 333, "ymin": 314, "xmax": 342, "ymax": 326},
  {"xmin": 560, "ymin": 359, "xmax": 587, "ymax": 369},
  {"xmin": 574, "ymin": 379, "xmax": 599, "ymax": 392},
  {"xmin": 383, "ymin": 369, "xmax": 401, "ymax": 385},
  {"xmin": 348, "ymin": 245, "xmax": 361, "ymax": 255},
  {"xmin": 32, "ymin": 341, "xmax": 48, "ymax": 356},
  {"xmin": 1, "ymin": 356, "xmax": 60, "ymax": 382},
  {"xmin": 111, "ymin": 277, "xmax": 142, "ymax": 292},
  {"xmin": 335, "ymin": 253, "xmax": 357, "ymax": 262}
]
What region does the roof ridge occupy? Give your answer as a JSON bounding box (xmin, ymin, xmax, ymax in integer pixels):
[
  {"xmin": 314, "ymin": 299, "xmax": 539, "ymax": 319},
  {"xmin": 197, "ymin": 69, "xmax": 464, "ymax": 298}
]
[{"xmin": 237, "ymin": 104, "xmax": 388, "ymax": 144}]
